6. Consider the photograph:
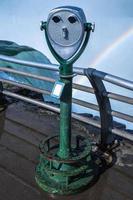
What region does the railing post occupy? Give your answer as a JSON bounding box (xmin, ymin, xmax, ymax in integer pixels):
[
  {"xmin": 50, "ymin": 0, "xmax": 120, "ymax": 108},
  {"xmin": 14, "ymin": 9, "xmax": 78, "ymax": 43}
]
[
  {"xmin": 0, "ymin": 82, "xmax": 7, "ymax": 107},
  {"xmin": 0, "ymin": 82, "xmax": 7, "ymax": 139},
  {"xmin": 85, "ymin": 68, "xmax": 114, "ymax": 150}
]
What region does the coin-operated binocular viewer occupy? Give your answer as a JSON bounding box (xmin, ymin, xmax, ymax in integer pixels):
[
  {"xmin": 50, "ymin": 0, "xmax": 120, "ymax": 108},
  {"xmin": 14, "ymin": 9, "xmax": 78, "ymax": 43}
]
[{"xmin": 35, "ymin": 6, "xmax": 95, "ymax": 195}]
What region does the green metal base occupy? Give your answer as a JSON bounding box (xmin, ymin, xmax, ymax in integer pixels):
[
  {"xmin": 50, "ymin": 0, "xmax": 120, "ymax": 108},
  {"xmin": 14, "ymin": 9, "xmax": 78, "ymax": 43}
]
[
  {"xmin": 35, "ymin": 166, "xmax": 94, "ymax": 195},
  {"xmin": 35, "ymin": 135, "xmax": 94, "ymax": 195}
]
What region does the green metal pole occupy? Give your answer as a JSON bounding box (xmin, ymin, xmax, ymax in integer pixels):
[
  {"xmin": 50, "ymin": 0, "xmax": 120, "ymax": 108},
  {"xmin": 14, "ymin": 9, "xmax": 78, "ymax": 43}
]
[
  {"xmin": 57, "ymin": 63, "xmax": 73, "ymax": 159},
  {"xmin": 35, "ymin": 17, "xmax": 94, "ymax": 195}
]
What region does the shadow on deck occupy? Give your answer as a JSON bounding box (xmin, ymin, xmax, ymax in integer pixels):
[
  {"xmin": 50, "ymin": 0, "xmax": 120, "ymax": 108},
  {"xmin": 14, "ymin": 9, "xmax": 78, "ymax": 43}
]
[{"xmin": 0, "ymin": 102, "xmax": 133, "ymax": 200}]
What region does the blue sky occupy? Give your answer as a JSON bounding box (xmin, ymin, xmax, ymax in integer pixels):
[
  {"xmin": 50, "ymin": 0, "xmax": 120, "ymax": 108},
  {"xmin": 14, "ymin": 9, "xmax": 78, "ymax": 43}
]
[
  {"xmin": 0, "ymin": 0, "xmax": 133, "ymax": 128},
  {"xmin": 0, "ymin": 0, "xmax": 133, "ymax": 74}
]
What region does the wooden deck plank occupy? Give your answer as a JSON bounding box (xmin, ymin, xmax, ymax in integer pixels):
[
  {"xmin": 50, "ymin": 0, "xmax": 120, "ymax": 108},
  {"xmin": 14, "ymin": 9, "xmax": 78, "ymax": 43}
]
[
  {"xmin": 5, "ymin": 103, "xmax": 59, "ymax": 136},
  {"xmin": 0, "ymin": 131, "xmax": 39, "ymax": 163},
  {"xmin": 0, "ymin": 167, "xmax": 41, "ymax": 200},
  {"xmin": 0, "ymin": 102, "xmax": 132, "ymax": 200},
  {"xmin": 105, "ymin": 168, "xmax": 133, "ymax": 198},
  {"xmin": 4, "ymin": 119, "xmax": 44, "ymax": 146},
  {"xmin": 0, "ymin": 145, "xmax": 37, "ymax": 187}
]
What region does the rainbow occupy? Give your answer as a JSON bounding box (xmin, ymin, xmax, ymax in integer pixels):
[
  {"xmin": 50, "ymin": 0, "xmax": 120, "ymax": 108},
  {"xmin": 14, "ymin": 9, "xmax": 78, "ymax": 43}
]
[
  {"xmin": 73, "ymin": 27, "xmax": 133, "ymax": 89},
  {"xmin": 91, "ymin": 27, "xmax": 133, "ymax": 66}
]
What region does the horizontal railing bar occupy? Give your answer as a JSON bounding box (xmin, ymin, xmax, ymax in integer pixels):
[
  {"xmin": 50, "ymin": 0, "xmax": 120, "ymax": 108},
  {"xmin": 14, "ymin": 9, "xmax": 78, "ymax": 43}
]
[
  {"xmin": 73, "ymin": 84, "xmax": 133, "ymax": 105},
  {"xmin": 72, "ymin": 97, "xmax": 133, "ymax": 122},
  {"xmin": 106, "ymin": 92, "xmax": 133, "ymax": 105},
  {"xmin": 0, "ymin": 68, "xmax": 132, "ymax": 105},
  {"xmin": 71, "ymin": 114, "xmax": 133, "ymax": 141},
  {"xmin": 0, "ymin": 77, "xmax": 96, "ymax": 102},
  {"xmin": 0, "ymin": 67, "xmax": 132, "ymax": 105},
  {"xmin": 0, "ymin": 67, "xmax": 55, "ymax": 83},
  {"xmin": 0, "ymin": 78, "xmax": 50, "ymax": 95},
  {"xmin": 1, "ymin": 77, "xmax": 131, "ymax": 123},
  {"xmin": 2, "ymin": 90, "xmax": 133, "ymax": 141},
  {"xmin": 0, "ymin": 55, "xmax": 132, "ymax": 88},
  {"xmin": 73, "ymin": 67, "xmax": 84, "ymax": 75},
  {"xmin": 93, "ymin": 70, "xmax": 133, "ymax": 91},
  {"xmin": 75, "ymin": 113, "xmax": 133, "ymax": 140},
  {"xmin": 72, "ymin": 112, "xmax": 100, "ymax": 128},
  {"xmin": 0, "ymin": 54, "xmax": 84, "ymax": 75},
  {"xmin": 1, "ymin": 90, "xmax": 101, "ymax": 129},
  {"xmin": 73, "ymin": 112, "xmax": 133, "ymax": 141},
  {"xmin": 0, "ymin": 54, "xmax": 59, "ymax": 70},
  {"xmin": 0, "ymin": 67, "xmax": 94, "ymax": 94},
  {"xmin": 73, "ymin": 83, "xmax": 94, "ymax": 94},
  {"xmin": 0, "ymin": 55, "xmax": 132, "ymax": 141},
  {"xmin": 112, "ymin": 110, "xmax": 133, "ymax": 123},
  {"xmin": 0, "ymin": 67, "xmax": 94, "ymax": 95},
  {"xmin": 72, "ymin": 98, "xmax": 99, "ymax": 111},
  {"xmin": 111, "ymin": 128, "xmax": 133, "ymax": 141},
  {"xmin": 2, "ymin": 90, "xmax": 59, "ymax": 112}
]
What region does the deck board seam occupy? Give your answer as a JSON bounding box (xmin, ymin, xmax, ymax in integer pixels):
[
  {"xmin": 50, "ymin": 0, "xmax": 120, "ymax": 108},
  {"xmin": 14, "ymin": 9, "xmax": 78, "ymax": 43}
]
[
  {"xmin": 0, "ymin": 143, "xmax": 37, "ymax": 164},
  {"xmin": 0, "ymin": 165, "xmax": 40, "ymax": 195},
  {"xmin": 5, "ymin": 117, "xmax": 48, "ymax": 138}
]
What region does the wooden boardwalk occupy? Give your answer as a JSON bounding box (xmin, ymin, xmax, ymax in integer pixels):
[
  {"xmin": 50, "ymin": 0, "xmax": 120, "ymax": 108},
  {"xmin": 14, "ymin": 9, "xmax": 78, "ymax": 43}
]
[{"xmin": 0, "ymin": 102, "xmax": 133, "ymax": 200}]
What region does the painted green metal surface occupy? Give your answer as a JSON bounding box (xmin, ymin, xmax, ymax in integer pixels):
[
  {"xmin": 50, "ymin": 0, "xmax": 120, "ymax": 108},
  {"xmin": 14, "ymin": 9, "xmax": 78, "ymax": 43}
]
[
  {"xmin": 35, "ymin": 135, "xmax": 94, "ymax": 194},
  {"xmin": 57, "ymin": 63, "xmax": 73, "ymax": 159},
  {"xmin": 35, "ymin": 8, "xmax": 94, "ymax": 195}
]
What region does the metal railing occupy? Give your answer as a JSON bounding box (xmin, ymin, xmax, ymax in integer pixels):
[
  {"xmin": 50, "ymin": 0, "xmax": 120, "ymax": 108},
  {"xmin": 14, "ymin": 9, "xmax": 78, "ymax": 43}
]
[{"xmin": 0, "ymin": 54, "xmax": 133, "ymax": 148}]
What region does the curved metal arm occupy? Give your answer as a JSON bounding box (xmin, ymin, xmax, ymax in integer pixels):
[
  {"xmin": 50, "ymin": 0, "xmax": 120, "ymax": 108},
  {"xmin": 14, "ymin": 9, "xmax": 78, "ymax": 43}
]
[{"xmin": 84, "ymin": 68, "xmax": 115, "ymax": 150}]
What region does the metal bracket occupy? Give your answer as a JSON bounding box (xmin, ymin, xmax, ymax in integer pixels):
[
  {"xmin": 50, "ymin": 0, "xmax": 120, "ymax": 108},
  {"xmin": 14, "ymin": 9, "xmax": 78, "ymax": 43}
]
[
  {"xmin": 84, "ymin": 68, "xmax": 114, "ymax": 150},
  {"xmin": 60, "ymin": 73, "xmax": 77, "ymax": 79}
]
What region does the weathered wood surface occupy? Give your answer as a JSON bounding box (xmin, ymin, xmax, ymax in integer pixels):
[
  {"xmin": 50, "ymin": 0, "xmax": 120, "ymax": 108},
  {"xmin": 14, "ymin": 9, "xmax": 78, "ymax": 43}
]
[{"xmin": 0, "ymin": 102, "xmax": 132, "ymax": 200}]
